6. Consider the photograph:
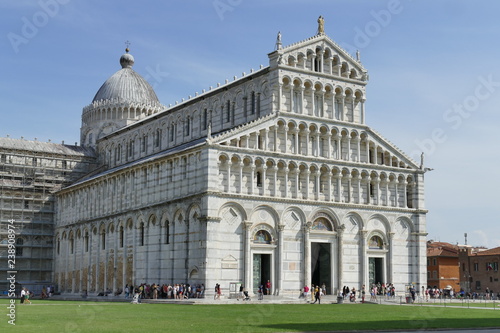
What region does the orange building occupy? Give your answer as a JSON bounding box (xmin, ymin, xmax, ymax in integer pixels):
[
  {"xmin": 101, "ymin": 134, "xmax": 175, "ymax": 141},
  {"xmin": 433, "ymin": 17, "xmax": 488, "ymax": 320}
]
[
  {"xmin": 426, "ymin": 241, "xmax": 460, "ymax": 290},
  {"xmin": 458, "ymin": 246, "xmax": 500, "ymax": 293}
]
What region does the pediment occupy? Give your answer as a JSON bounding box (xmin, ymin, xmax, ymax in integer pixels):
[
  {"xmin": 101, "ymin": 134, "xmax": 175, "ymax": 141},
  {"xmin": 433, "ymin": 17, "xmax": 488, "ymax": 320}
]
[
  {"xmin": 270, "ymin": 33, "xmax": 367, "ymax": 79},
  {"xmin": 211, "ymin": 113, "xmax": 419, "ymax": 170},
  {"xmin": 367, "ymin": 128, "xmax": 420, "ymax": 169}
]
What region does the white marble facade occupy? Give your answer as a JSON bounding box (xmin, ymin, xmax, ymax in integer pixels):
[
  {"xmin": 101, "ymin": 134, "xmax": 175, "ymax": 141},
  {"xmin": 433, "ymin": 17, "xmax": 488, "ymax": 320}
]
[{"xmin": 54, "ymin": 24, "xmax": 427, "ymax": 296}]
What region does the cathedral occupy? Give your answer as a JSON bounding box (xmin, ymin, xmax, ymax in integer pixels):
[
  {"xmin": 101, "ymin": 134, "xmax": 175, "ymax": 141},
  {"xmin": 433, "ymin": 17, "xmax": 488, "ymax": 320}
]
[{"xmin": 1, "ymin": 19, "xmax": 428, "ymax": 297}]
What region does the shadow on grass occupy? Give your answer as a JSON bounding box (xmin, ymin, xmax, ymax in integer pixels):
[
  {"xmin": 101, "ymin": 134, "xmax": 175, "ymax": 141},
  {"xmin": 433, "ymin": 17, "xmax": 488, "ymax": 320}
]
[{"xmin": 261, "ymin": 318, "xmax": 500, "ymax": 332}]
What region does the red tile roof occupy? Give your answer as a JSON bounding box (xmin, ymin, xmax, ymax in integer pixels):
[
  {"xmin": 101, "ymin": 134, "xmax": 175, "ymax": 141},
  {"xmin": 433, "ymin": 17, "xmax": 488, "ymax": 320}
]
[{"xmin": 473, "ymin": 246, "xmax": 500, "ymax": 256}]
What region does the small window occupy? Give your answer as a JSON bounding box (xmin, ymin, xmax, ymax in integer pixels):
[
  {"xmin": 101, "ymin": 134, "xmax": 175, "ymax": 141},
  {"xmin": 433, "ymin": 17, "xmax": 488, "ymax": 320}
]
[
  {"xmin": 165, "ymin": 222, "xmax": 170, "ymax": 245},
  {"xmin": 256, "ymin": 171, "xmax": 262, "ymax": 187},
  {"xmin": 101, "ymin": 232, "xmax": 106, "ymax": 250},
  {"xmin": 251, "ymin": 92, "xmax": 256, "ymax": 114},
  {"xmin": 155, "ymin": 129, "xmax": 161, "ymax": 148},
  {"xmin": 140, "ymin": 223, "xmax": 145, "ymax": 246},
  {"xmin": 119, "ymin": 227, "xmax": 124, "ymax": 248},
  {"xmin": 433, "ymin": 258, "xmax": 437, "ymax": 266},
  {"xmin": 142, "ymin": 135, "xmax": 147, "ymax": 152},
  {"xmin": 202, "ymin": 109, "xmax": 208, "ymax": 130},
  {"xmin": 170, "ymin": 124, "xmax": 175, "ymax": 142},
  {"xmin": 128, "ymin": 140, "xmax": 134, "ymax": 158},
  {"xmin": 474, "ymin": 263, "xmax": 479, "ymax": 271},
  {"xmin": 226, "ymin": 100, "xmax": 231, "ymax": 122},
  {"xmin": 185, "ymin": 117, "xmax": 190, "ymax": 136},
  {"xmin": 475, "ymin": 280, "xmax": 481, "ymax": 290},
  {"xmin": 84, "ymin": 232, "xmax": 89, "ymax": 252}
]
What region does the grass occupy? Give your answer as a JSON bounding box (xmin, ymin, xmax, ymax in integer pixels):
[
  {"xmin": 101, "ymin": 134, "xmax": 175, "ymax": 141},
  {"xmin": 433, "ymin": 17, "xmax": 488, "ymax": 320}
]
[{"xmin": 1, "ymin": 299, "xmax": 499, "ymax": 332}]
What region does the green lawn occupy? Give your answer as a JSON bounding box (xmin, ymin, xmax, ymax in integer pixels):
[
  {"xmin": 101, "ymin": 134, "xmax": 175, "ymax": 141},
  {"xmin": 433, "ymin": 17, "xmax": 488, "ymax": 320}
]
[{"xmin": 1, "ymin": 300, "xmax": 499, "ymax": 332}]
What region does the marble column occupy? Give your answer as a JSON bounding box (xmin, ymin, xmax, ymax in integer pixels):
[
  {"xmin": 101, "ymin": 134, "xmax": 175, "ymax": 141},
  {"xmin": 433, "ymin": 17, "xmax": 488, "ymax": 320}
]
[
  {"xmin": 239, "ymin": 163, "xmax": 244, "ymax": 194},
  {"xmin": 294, "ymin": 170, "xmax": 299, "ymax": 199},
  {"xmin": 325, "ymin": 133, "xmax": 331, "ymax": 158},
  {"xmin": 305, "ymin": 129, "xmax": 310, "ymax": 156},
  {"xmin": 250, "ymin": 166, "xmax": 255, "ymax": 195},
  {"xmin": 293, "ymin": 130, "xmax": 299, "ymax": 154},
  {"xmin": 283, "ymin": 127, "xmax": 288, "ymax": 153},
  {"xmin": 337, "ymin": 225, "xmax": 345, "ymax": 293},
  {"xmin": 264, "ymin": 129, "xmax": 269, "ymax": 151},
  {"xmin": 271, "ymin": 166, "xmax": 277, "ymax": 197},
  {"xmin": 304, "ymin": 222, "xmax": 312, "ymax": 289},
  {"xmin": 360, "ymin": 230, "xmax": 368, "ymax": 289},
  {"xmin": 244, "ymin": 221, "xmax": 253, "ymax": 292},
  {"xmin": 365, "ymin": 139, "xmax": 370, "ymax": 163},
  {"xmin": 335, "ymin": 174, "xmax": 342, "ymax": 202},
  {"xmin": 387, "ymin": 232, "xmax": 395, "ymax": 285},
  {"xmin": 227, "ymin": 160, "xmax": 231, "ymax": 193},
  {"xmin": 305, "ymin": 170, "xmax": 311, "ymax": 200},
  {"xmin": 284, "ymin": 167, "xmax": 289, "ymax": 198},
  {"xmin": 277, "ymin": 224, "xmax": 285, "ymax": 295},
  {"xmin": 327, "ymin": 173, "xmax": 332, "ymax": 202},
  {"xmin": 314, "ymin": 170, "xmax": 320, "ymax": 200},
  {"xmin": 261, "ymin": 166, "xmax": 267, "ymax": 196},
  {"xmin": 346, "ymin": 135, "xmax": 351, "ymax": 161}
]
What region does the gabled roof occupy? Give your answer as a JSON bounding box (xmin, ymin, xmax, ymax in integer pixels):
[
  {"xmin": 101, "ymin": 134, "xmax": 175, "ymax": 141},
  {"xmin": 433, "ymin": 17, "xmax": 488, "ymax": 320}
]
[
  {"xmin": 367, "ymin": 128, "xmax": 419, "ymax": 169},
  {"xmin": 427, "ymin": 247, "xmax": 458, "ymax": 258},
  {"xmin": 209, "ymin": 113, "xmax": 278, "ymax": 144},
  {"xmin": 427, "ymin": 241, "xmax": 459, "ymax": 257},
  {"xmin": 0, "ymin": 137, "xmax": 95, "ymax": 157},
  {"xmin": 60, "ymin": 137, "xmax": 206, "ymax": 192},
  {"xmin": 428, "ymin": 241, "xmax": 459, "ymax": 250},
  {"xmin": 209, "ymin": 113, "xmax": 419, "ymax": 170},
  {"xmin": 473, "ymin": 246, "xmax": 500, "ymax": 256},
  {"xmin": 272, "ymin": 32, "xmax": 366, "ymax": 75}
]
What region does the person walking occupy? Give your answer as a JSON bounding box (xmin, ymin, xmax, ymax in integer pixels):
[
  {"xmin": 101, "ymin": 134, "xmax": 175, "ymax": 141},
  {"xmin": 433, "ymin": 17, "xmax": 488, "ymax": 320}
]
[
  {"xmin": 313, "ymin": 286, "xmax": 321, "ymax": 304},
  {"xmin": 24, "ymin": 288, "xmax": 32, "ymax": 304},
  {"xmin": 238, "ymin": 284, "xmax": 244, "ymax": 300}
]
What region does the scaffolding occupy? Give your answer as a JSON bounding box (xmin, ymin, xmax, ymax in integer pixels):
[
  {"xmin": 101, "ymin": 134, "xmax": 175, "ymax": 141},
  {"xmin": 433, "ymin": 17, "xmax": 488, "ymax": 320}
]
[{"xmin": 0, "ymin": 137, "xmax": 96, "ymax": 295}]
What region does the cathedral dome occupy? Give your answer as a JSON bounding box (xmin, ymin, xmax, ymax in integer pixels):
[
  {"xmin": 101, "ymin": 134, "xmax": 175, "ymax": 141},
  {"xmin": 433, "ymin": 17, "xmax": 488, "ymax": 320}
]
[{"xmin": 92, "ymin": 49, "xmax": 160, "ymax": 105}]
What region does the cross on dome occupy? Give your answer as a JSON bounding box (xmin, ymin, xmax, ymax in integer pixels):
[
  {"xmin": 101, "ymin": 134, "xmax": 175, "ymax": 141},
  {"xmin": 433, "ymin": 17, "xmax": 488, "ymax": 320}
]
[{"xmin": 120, "ymin": 41, "xmax": 134, "ymax": 68}]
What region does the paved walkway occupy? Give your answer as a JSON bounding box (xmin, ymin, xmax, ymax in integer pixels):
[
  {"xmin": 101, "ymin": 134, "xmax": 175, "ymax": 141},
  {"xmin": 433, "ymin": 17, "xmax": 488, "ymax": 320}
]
[{"xmin": 48, "ymin": 293, "xmax": 500, "ymax": 309}]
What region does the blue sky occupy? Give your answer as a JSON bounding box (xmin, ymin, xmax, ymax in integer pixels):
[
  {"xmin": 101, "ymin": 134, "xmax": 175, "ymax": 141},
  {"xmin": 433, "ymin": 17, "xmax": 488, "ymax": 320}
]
[{"xmin": 2, "ymin": 0, "xmax": 500, "ymax": 248}]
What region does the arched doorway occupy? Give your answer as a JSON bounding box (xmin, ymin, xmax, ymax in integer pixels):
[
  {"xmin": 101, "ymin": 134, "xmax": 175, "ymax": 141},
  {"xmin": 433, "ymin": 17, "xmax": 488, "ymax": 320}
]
[
  {"xmin": 309, "ymin": 216, "xmax": 335, "ymax": 294},
  {"xmin": 251, "ymin": 227, "xmax": 275, "ymax": 294},
  {"xmin": 367, "ymin": 234, "xmax": 386, "ymax": 287}
]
